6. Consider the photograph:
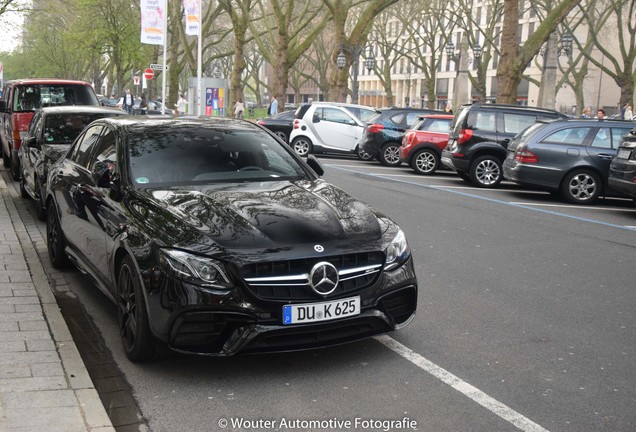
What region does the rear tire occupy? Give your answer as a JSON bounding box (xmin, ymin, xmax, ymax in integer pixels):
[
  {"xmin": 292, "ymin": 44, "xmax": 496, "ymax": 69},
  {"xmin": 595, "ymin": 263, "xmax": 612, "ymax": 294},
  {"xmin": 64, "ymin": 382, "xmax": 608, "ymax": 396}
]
[
  {"xmin": 117, "ymin": 256, "xmax": 157, "ymax": 362},
  {"xmin": 274, "ymin": 130, "xmax": 288, "ymax": 143},
  {"xmin": 469, "ymin": 155, "xmax": 503, "ymax": 188},
  {"xmin": 411, "ymin": 149, "xmax": 439, "ymax": 175},
  {"xmin": 560, "ymin": 170, "xmax": 601, "ymax": 204},
  {"xmin": 291, "ymin": 137, "xmax": 313, "ymax": 157},
  {"xmin": 378, "ymin": 142, "xmax": 402, "ymax": 167},
  {"xmin": 46, "ymin": 201, "xmax": 70, "ymax": 269},
  {"xmin": 356, "ymin": 146, "xmax": 374, "ymax": 161}
]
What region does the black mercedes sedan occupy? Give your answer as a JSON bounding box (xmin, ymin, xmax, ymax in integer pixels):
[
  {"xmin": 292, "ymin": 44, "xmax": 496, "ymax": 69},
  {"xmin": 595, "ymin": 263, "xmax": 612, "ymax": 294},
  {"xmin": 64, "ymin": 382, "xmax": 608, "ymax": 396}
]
[
  {"xmin": 44, "ymin": 117, "xmax": 418, "ymax": 362},
  {"xmin": 19, "ymin": 106, "xmax": 128, "ymax": 220}
]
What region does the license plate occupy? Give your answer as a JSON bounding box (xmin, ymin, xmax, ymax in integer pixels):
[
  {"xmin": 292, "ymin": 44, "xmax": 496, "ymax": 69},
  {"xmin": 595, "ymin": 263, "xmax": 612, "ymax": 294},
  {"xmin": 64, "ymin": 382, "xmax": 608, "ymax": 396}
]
[
  {"xmin": 617, "ymin": 149, "xmax": 632, "ymax": 159},
  {"xmin": 282, "ymin": 296, "xmax": 360, "ymax": 325}
]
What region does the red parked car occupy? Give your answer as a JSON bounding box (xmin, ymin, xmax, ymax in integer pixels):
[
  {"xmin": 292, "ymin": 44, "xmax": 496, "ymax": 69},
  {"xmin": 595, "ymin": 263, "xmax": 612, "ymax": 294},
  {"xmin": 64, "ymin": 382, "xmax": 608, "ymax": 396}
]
[{"xmin": 399, "ymin": 114, "xmax": 454, "ymax": 175}]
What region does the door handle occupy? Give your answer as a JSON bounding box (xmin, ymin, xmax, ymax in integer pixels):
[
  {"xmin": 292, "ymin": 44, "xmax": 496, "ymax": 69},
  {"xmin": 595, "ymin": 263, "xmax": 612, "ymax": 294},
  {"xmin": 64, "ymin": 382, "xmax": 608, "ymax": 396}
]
[{"xmin": 597, "ymin": 154, "xmax": 613, "ymax": 160}]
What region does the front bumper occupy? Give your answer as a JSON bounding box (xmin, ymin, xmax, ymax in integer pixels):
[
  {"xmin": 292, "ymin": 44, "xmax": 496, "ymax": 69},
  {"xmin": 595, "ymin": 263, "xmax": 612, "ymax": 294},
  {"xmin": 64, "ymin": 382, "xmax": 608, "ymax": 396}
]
[{"xmin": 143, "ymin": 257, "xmax": 418, "ymax": 356}]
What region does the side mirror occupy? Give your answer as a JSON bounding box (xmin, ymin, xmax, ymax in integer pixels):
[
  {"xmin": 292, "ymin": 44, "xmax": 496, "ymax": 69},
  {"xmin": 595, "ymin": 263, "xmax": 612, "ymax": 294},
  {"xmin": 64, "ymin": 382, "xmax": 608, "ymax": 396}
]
[
  {"xmin": 312, "ymin": 115, "xmax": 321, "ymax": 124},
  {"xmin": 306, "ymin": 154, "xmax": 324, "ymax": 177}
]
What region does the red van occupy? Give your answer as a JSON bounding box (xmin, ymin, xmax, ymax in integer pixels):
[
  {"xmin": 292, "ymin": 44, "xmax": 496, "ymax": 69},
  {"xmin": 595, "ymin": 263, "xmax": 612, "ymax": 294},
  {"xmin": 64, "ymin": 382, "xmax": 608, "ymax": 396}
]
[{"xmin": 0, "ymin": 78, "xmax": 99, "ymax": 180}]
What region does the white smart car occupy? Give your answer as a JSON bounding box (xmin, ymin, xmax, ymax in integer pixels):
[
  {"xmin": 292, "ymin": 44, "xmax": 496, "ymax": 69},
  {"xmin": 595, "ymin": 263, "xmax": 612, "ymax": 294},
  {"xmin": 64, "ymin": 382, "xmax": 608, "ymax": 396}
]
[{"xmin": 289, "ymin": 102, "xmax": 378, "ymax": 158}]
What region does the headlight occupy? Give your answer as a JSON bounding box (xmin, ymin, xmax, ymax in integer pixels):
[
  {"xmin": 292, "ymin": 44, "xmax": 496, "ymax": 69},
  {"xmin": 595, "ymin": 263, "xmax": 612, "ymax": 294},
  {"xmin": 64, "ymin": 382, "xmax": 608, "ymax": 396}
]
[
  {"xmin": 158, "ymin": 249, "xmax": 232, "ymax": 290},
  {"xmin": 384, "ymin": 229, "xmax": 410, "ymax": 271}
]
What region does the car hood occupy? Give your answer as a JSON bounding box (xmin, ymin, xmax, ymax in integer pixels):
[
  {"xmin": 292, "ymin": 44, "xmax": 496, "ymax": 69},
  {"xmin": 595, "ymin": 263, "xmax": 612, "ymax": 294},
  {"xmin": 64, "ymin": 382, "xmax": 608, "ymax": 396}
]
[{"xmin": 134, "ymin": 179, "xmax": 388, "ymax": 251}]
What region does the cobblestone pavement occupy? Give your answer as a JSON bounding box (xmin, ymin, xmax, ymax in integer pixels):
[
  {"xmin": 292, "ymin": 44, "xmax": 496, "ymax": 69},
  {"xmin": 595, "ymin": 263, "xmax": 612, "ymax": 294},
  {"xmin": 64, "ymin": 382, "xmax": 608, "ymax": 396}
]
[{"xmin": 0, "ymin": 168, "xmax": 114, "ymax": 432}]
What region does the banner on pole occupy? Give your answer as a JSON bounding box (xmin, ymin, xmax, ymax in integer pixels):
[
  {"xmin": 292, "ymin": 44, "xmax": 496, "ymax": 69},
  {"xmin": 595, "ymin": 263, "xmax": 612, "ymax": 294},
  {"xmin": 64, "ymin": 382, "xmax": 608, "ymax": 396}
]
[
  {"xmin": 183, "ymin": 0, "xmax": 201, "ymax": 36},
  {"xmin": 140, "ymin": 0, "xmax": 166, "ymax": 45}
]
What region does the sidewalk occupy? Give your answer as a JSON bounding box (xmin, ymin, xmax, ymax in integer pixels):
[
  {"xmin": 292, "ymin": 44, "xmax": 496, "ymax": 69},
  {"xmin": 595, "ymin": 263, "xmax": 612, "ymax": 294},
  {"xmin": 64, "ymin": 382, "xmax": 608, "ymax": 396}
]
[{"xmin": 0, "ymin": 169, "xmax": 114, "ymax": 432}]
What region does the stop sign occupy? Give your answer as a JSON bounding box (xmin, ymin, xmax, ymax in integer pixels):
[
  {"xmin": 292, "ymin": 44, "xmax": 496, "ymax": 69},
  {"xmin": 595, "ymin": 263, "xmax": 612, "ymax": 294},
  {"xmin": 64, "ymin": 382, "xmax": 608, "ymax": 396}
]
[{"xmin": 144, "ymin": 68, "xmax": 154, "ymax": 80}]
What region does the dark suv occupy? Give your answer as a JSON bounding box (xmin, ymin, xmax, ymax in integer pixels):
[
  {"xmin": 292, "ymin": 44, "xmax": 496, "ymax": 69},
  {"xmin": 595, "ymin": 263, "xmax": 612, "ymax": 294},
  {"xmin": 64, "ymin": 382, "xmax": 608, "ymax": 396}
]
[
  {"xmin": 360, "ymin": 107, "xmax": 439, "ymax": 166},
  {"xmin": 441, "ymin": 103, "xmax": 567, "ymax": 187},
  {"xmin": 608, "ymin": 128, "xmax": 636, "ymax": 204}
]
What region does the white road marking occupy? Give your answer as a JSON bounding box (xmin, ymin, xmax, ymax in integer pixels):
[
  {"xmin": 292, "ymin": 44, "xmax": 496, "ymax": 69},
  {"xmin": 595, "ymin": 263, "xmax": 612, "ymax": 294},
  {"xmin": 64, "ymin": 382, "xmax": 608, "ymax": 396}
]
[
  {"xmin": 375, "ymin": 335, "xmax": 550, "ymax": 432},
  {"xmin": 508, "ymin": 202, "xmax": 636, "ymax": 212}
]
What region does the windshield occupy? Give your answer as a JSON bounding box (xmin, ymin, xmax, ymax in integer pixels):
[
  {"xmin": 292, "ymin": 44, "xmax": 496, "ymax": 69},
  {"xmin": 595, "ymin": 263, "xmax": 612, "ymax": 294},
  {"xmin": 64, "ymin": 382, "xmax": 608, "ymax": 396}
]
[
  {"xmin": 44, "ymin": 112, "xmax": 123, "ymax": 144},
  {"xmin": 128, "ymin": 126, "xmax": 310, "ymax": 186},
  {"xmin": 13, "ymin": 84, "xmax": 99, "ymax": 112}
]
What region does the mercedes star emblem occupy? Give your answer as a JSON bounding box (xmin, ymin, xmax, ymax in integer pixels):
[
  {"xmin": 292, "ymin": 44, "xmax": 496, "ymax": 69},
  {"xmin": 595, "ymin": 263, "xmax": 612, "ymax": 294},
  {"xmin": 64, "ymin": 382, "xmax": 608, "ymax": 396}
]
[{"xmin": 309, "ymin": 262, "xmax": 339, "ymax": 295}]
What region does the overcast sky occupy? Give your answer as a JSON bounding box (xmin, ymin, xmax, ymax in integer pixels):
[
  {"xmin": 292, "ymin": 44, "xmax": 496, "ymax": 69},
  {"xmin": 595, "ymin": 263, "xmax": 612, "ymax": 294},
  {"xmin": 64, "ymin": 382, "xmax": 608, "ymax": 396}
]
[{"xmin": 0, "ymin": 8, "xmax": 25, "ymax": 53}]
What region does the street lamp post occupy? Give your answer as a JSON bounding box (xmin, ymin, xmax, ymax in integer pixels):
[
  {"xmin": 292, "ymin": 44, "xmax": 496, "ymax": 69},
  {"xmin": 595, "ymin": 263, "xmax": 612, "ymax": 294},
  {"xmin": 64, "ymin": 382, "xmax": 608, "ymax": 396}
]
[
  {"xmin": 537, "ymin": 32, "xmax": 573, "ymax": 110},
  {"xmin": 336, "ymin": 44, "xmax": 375, "ymax": 104},
  {"xmin": 446, "ymin": 40, "xmax": 482, "ymax": 108}
]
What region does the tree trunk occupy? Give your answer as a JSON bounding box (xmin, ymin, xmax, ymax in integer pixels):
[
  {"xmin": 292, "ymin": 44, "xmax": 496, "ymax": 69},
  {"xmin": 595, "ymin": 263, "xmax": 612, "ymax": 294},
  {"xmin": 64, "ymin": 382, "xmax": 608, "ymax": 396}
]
[{"xmin": 496, "ymin": 0, "xmax": 521, "ymax": 103}]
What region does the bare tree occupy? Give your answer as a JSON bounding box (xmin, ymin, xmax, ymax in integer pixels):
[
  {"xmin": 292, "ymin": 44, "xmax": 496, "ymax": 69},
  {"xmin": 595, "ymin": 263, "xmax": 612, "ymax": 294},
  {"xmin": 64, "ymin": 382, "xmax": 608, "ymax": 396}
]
[{"xmin": 497, "ymin": 0, "xmax": 582, "ymax": 103}]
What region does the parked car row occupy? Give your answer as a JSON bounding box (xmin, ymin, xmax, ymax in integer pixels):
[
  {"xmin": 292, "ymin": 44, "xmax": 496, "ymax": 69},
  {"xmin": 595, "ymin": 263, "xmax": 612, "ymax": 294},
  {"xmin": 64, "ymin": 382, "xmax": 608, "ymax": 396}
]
[{"xmin": 257, "ymin": 101, "xmax": 636, "ymax": 206}]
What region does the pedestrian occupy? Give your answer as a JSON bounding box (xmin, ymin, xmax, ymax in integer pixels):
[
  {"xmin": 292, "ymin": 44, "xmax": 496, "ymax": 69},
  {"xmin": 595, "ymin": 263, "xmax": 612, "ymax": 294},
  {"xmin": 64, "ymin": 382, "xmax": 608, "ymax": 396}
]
[
  {"xmin": 122, "ymin": 89, "xmax": 134, "ymax": 114},
  {"xmin": 234, "ymin": 99, "xmax": 244, "ymax": 119},
  {"xmin": 581, "ymin": 107, "xmax": 591, "ymax": 118},
  {"xmin": 596, "ymin": 108, "xmax": 606, "ymax": 119},
  {"xmin": 139, "ymin": 92, "xmax": 148, "ymax": 113},
  {"xmin": 444, "ymin": 103, "xmax": 453, "ymax": 114},
  {"xmin": 624, "ymin": 104, "xmax": 633, "ymax": 121},
  {"xmin": 174, "ymin": 94, "xmax": 187, "ymax": 116},
  {"xmin": 620, "ymin": 103, "xmax": 627, "ymax": 120},
  {"xmin": 270, "ymin": 96, "xmax": 278, "ymax": 115}
]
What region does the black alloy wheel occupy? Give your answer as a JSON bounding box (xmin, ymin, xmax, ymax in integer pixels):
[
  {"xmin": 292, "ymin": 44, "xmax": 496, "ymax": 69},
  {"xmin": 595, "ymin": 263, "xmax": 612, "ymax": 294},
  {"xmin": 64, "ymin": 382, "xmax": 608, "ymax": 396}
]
[
  {"xmin": 35, "ymin": 180, "xmax": 46, "ymax": 221},
  {"xmin": 411, "ymin": 149, "xmax": 440, "ymax": 175},
  {"xmin": 356, "ymin": 146, "xmax": 374, "ymax": 161},
  {"xmin": 10, "ymin": 156, "xmax": 20, "ymax": 181},
  {"xmin": 469, "ymin": 155, "xmax": 503, "ymax": 188},
  {"xmin": 117, "ymin": 256, "xmax": 156, "ymax": 362},
  {"xmin": 560, "ymin": 169, "xmax": 601, "ymax": 204},
  {"xmin": 19, "ymin": 175, "xmax": 29, "ymax": 198},
  {"xmin": 46, "ymin": 201, "xmax": 70, "ymax": 269},
  {"xmin": 378, "ymin": 143, "xmax": 402, "ymax": 167},
  {"xmin": 274, "ymin": 130, "xmax": 288, "ymax": 143}
]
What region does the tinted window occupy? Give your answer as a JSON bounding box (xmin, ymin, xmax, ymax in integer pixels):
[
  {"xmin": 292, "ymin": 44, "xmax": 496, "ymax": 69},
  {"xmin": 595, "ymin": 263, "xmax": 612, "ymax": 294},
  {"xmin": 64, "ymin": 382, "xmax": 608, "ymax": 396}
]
[
  {"xmin": 611, "ymin": 127, "xmax": 633, "ymax": 149},
  {"xmin": 71, "ymin": 125, "xmax": 104, "ymax": 167},
  {"xmin": 591, "ymin": 128, "xmax": 611, "ymax": 149},
  {"xmin": 89, "ymin": 128, "xmax": 117, "ymax": 172},
  {"xmin": 128, "ymin": 127, "xmax": 308, "ymax": 185},
  {"xmin": 44, "ymin": 112, "xmax": 117, "ymax": 144},
  {"xmin": 542, "ymin": 127, "xmax": 592, "ymax": 146},
  {"xmin": 317, "ymin": 107, "xmax": 353, "ymax": 124},
  {"xmin": 13, "ymin": 84, "xmax": 98, "ymax": 112},
  {"xmin": 474, "ymin": 111, "xmax": 496, "ymax": 132},
  {"xmin": 28, "ymin": 111, "xmax": 42, "ymax": 137},
  {"xmin": 503, "ymin": 113, "xmax": 537, "ymax": 134}
]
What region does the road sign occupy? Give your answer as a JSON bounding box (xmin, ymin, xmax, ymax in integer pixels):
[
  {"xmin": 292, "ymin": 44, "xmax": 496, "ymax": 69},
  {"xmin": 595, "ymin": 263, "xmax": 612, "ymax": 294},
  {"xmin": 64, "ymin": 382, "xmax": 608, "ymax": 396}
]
[
  {"xmin": 149, "ymin": 63, "xmax": 167, "ymax": 71},
  {"xmin": 144, "ymin": 68, "xmax": 154, "ymax": 80},
  {"xmin": 133, "ymin": 75, "xmax": 140, "ymax": 85}
]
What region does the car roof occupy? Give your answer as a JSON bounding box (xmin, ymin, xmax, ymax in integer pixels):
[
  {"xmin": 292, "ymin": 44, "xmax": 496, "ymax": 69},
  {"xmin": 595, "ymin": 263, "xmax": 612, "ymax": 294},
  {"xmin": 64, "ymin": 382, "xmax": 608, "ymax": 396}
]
[
  {"xmin": 308, "ymin": 101, "xmax": 376, "ymax": 110},
  {"xmin": 3, "ymin": 78, "xmax": 94, "ymax": 86},
  {"xmin": 459, "ymin": 102, "xmax": 565, "ymax": 116},
  {"xmin": 96, "ymin": 116, "xmax": 264, "ymax": 133},
  {"xmin": 37, "ymin": 106, "xmax": 127, "ymax": 115},
  {"xmin": 417, "ymin": 114, "xmax": 454, "ymax": 119}
]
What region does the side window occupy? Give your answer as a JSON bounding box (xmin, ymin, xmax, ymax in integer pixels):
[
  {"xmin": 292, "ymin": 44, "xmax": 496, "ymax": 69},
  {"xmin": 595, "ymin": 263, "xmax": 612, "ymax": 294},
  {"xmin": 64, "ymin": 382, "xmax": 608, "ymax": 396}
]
[
  {"xmin": 358, "ymin": 109, "xmax": 377, "ymax": 122},
  {"xmin": 389, "ymin": 113, "xmax": 406, "ymax": 125},
  {"xmin": 503, "ymin": 113, "xmax": 537, "ymax": 134},
  {"xmin": 322, "ymin": 108, "xmax": 353, "ymax": 124},
  {"xmin": 429, "ymin": 119, "xmax": 451, "ymax": 133},
  {"xmin": 610, "ymin": 128, "xmax": 632, "ymax": 149},
  {"xmin": 591, "ymin": 128, "xmax": 611, "ymax": 149},
  {"xmin": 71, "ymin": 125, "xmax": 104, "ymax": 167},
  {"xmin": 474, "ymin": 111, "xmax": 496, "ymax": 132},
  {"xmin": 89, "ymin": 128, "xmax": 117, "ymax": 172},
  {"xmin": 405, "ymin": 113, "xmax": 421, "ymax": 126},
  {"xmin": 15, "ymin": 86, "xmax": 41, "ymax": 111},
  {"xmin": 542, "ymin": 127, "xmax": 591, "ymax": 146},
  {"xmin": 28, "ymin": 112, "xmax": 41, "ymax": 137}
]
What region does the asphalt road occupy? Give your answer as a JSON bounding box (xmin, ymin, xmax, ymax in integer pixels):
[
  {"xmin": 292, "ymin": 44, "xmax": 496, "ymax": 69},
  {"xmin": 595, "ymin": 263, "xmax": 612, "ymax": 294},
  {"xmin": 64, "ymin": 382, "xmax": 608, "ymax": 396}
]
[{"xmin": 24, "ymin": 158, "xmax": 636, "ymax": 432}]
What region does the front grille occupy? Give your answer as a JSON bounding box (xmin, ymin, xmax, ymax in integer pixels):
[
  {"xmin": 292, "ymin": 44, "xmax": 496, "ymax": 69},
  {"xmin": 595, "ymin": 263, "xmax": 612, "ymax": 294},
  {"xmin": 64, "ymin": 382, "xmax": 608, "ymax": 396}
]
[{"xmin": 242, "ymin": 252, "xmax": 384, "ymax": 300}]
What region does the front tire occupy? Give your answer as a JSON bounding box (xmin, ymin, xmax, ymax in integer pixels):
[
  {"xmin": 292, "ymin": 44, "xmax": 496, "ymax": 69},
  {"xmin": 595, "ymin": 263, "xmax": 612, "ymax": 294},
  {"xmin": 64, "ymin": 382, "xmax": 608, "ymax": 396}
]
[
  {"xmin": 19, "ymin": 175, "xmax": 29, "ymax": 198},
  {"xmin": 10, "ymin": 155, "xmax": 20, "ymax": 181},
  {"xmin": 411, "ymin": 149, "xmax": 439, "ymax": 175},
  {"xmin": 469, "ymin": 155, "xmax": 503, "ymax": 188},
  {"xmin": 291, "ymin": 137, "xmax": 313, "ymax": 157},
  {"xmin": 560, "ymin": 170, "xmax": 601, "ymax": 204},
  {"xmin": 46, "ymin": 201, "xmax": 70, "ymax": 269},
  {"xmin": 117, "ymin": 256, "xmax": 156, "ymax": 362},
  {"xmin": 378, "ymin": 142, "xmax": 402, "ymax": 167},
  {"xmin": 35, "ymin": 180, "xmax": 46, "ymax": 221}
]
